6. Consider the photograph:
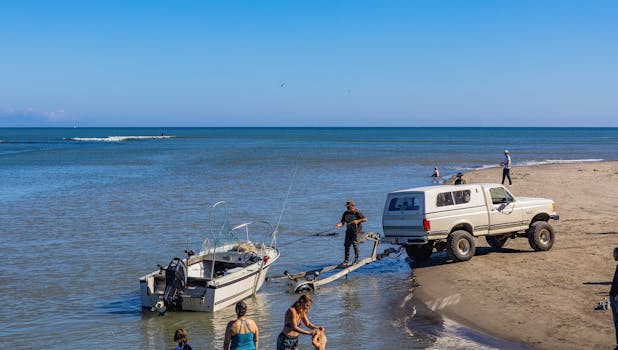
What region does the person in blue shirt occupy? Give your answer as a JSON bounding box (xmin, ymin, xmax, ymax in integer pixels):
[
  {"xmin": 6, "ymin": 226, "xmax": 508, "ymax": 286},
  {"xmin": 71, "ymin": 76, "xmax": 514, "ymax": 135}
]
[
  {"xmin": 174, "ymin": 329, "xmax": 193, "ymax": 350},
  {"xmin": 224, "ymin": 301, "xmax": 259, "ymax": 350}
]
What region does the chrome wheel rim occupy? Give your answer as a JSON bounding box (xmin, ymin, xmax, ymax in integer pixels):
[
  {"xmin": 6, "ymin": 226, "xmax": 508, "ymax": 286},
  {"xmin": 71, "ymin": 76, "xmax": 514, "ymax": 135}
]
[
  {"xmin": 539, "ymin": 228, "xmax": 551, "ymax": 244},
  {"xmin": 457, "ymin": 239, "xmax": 470, "ymax": 255}
]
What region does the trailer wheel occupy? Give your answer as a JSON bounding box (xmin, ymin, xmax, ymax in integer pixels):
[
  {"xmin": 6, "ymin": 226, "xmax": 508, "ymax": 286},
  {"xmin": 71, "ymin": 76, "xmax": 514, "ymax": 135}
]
[
  {"xmin": 527, "ymin": 221, "xmax": 555, "ymax": 251},
  {"xmin": 486, "ymin": 235, "xmax": 509, "ymax": 249},
  {"xmin": 447, "ymin": 230, "xmax": 476, "ymax": 262},
  {"xmin": 405, "ymin": 242, "xmax": 434, "ymax": 261},
  {"xmin": 294, "ymin": 281, "xmax": 315, "ymax": 294}
]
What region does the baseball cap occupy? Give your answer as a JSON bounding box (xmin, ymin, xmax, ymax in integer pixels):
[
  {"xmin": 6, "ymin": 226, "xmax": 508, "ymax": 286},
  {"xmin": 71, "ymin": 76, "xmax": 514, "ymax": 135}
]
[{"xmin": 346, "ymin": 200, "xmax": 355, "ymax": 206}]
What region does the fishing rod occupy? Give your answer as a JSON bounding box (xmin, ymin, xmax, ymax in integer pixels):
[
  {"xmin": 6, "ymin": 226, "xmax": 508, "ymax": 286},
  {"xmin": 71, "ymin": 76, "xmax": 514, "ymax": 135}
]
[{"xmin": 272, "ymin": 165, "xmax": 298, "ymax": 246}]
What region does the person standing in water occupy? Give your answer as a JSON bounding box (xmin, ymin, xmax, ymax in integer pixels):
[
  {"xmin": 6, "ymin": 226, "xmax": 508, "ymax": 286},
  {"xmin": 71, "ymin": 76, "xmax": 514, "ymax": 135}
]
[
  {"xmin": 501, "ymin": 150, "xmax": 512, "ymax": 185},
  {"xmin": 277, "ymin": 294, "xmax": 321, "ymax": 350},
  {"xmin": 431, "ymin": 167, "xmax": 441, "ymax": 183},
  {"xmin": 335, "ymin": 200, "xmax": 367, "ymax": 265},
  {"xmin": 224, "ymin": 301, "xmax": 259, "ymax": 350}
]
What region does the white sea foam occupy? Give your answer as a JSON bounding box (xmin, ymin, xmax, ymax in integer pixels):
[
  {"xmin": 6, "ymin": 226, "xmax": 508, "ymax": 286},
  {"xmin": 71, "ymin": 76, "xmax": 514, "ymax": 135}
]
[
  {"xmin": 457, "ymin": 158, "xmax": 605, "ymax": 172},
  {"xmin": 65, "ymin": 135, "xmax": 173, "ymax": 142},
  {"xmin": 426, "ymin": 317, "xmax": 526, "ymax": 350},
  {"xmin": 521, "ymin": 158, "xmax": 604, "ymax": 165}
]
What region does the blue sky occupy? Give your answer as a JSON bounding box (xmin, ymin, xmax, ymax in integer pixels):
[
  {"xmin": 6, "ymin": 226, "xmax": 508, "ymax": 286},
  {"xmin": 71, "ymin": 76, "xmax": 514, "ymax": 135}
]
[{"xmin": 0, "ymin": 1, "xmax": 616, "ymax": 127}]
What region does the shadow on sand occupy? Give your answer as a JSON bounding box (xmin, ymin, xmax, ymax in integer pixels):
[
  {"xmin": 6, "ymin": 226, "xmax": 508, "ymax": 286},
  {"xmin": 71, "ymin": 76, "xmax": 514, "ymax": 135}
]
[{"xmin": 408, "ymin": 246, "xmax": 531, "ymax": 268}]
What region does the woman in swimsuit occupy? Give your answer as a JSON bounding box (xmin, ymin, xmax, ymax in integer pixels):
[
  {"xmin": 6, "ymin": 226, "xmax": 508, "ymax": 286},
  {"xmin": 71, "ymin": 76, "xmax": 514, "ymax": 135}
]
[
  {"xmin": 224, "ymin": 301, "xmax": 259, "ymax": 350},
  {"xmin": 276, "ymin": 294, "xmax": 321, "ymax": 350}
]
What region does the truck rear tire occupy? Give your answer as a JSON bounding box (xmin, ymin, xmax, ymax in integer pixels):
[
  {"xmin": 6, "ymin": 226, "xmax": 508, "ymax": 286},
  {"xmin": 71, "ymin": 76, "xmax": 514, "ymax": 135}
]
[
  {"xmin": 405, "ymin": 242, "xmax": 434, "ymax": 261},
  {"xmin": 486, "ymin": 235, "xmax": 509, "ymax": 249},
  {"xmin": 527, "ymin": 221, "xmax": 554, "ymax": 251},
  {"xmin": 447, "ymin": 230, "xmax": 476, "ymax": 262}
]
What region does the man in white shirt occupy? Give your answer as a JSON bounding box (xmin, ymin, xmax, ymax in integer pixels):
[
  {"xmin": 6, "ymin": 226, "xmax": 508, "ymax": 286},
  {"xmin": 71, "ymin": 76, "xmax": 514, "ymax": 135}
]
[{"xmin": 501, "ymin": 150, "xmax": 512, "ymax": 185}]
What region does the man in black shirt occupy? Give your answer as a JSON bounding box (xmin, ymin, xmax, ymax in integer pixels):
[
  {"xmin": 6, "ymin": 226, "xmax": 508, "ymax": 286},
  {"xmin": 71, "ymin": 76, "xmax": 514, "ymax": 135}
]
[
  {"xmin": 610, "ymin": 247, "xmax": 618, "ymax": 350},
  {"xmin": 336, "ymin": 200, "xmax": 367, "ymax": 266}
]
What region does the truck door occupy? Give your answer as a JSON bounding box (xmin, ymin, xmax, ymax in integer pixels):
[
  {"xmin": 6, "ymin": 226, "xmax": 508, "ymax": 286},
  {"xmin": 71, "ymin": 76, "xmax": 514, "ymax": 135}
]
[{"xmin": 488, "ymin": 186, "xmax": 524, "ymax": 234}]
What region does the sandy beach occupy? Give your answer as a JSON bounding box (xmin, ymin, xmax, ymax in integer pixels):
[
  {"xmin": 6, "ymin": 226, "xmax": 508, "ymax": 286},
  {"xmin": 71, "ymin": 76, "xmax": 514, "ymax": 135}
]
[{"xmin": 413, "ymin": 161, "xmax": 618, "ymax": 349}]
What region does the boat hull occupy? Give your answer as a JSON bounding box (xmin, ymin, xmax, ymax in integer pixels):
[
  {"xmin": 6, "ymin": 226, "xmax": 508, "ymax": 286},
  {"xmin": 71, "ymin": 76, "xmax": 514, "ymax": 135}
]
[{"xmin": 140, "ymin": 247, "xmax": 278, "ymax": 312}]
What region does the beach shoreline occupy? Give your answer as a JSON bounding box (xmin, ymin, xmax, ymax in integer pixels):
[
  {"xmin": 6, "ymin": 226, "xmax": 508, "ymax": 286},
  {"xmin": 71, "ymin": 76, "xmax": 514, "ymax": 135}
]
[{"xmin": 412, "ymin": 161, "xmax": 618, "ymax": 349}]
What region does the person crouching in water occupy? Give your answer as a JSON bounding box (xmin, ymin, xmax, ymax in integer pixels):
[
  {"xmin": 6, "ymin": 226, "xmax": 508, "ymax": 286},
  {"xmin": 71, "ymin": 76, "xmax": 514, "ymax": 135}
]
[
  {"xmin": 277, "ymin": 294, "xmax": 322, "ymax": 350},
  {"xmin": 335, "ymin": 200, "xmax": 367, "ymax": 265},
  {"xmin": 454, "ymin": 172, "xmax": 466, "ymax": 185}
]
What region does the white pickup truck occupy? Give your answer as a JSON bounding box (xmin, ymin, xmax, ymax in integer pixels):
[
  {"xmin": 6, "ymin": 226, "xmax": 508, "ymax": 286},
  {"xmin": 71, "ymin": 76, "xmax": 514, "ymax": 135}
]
[{"xmin": 381, "ymin": 183, "xmax": 559, "ymax": 262}]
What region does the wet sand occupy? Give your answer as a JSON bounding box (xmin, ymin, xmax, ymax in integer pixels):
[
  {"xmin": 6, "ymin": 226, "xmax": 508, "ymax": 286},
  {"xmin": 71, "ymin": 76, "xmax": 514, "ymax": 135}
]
[{"xmin": 413, "ymin": 161, "xmax": 618, "ymax": 349}]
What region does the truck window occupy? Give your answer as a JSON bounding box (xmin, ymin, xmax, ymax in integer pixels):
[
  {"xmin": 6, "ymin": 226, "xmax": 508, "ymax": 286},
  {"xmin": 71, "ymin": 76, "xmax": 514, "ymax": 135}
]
[
  {"xmin": 490, "ymin": 187, "xmax": 513, "ymax": 204},
  {"xmin": 453, "ymin": 190, "xmax": 471, "ymax": 204},
  {"xmin": 436, "ymin": 192, "xmax": 454, "ymax": 207},
  {"xmin": 388, "ymin": 196, "xmax": 420, "ymax": 211}
]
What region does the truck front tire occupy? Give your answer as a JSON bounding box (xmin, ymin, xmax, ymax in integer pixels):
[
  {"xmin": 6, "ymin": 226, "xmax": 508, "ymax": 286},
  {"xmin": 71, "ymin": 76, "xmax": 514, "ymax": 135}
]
[
  {"xmin": 447, "ymin": 230, "xmax": 476, "ymax": 262},
  {"xmin": 527, "ymin": 221, "xmax": 555, "ymax": 251},
  {"xmin": 486, "ymin": 235, "xmax": 509, "ymax": 249},
  {"xmin": 405, "ymin": 242, "xmax": 434, "ymax": 261}
]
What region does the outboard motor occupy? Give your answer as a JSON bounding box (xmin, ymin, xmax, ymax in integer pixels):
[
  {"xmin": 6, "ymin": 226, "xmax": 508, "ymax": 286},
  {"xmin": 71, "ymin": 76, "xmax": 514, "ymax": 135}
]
[{"xmin": 162, "ymin": 257, "xmax": 187, "ymax": 311}]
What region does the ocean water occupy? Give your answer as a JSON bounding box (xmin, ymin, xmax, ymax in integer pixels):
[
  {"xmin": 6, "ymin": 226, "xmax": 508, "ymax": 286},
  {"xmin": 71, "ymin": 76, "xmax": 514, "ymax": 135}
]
[{"xmin": 1, "ymin": 127, "xmax": 616, "ymax": 349}]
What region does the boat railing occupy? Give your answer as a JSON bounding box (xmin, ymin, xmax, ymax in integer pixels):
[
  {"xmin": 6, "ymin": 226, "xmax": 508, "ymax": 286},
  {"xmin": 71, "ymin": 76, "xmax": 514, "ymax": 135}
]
[
  {"xmin": 199, "ymin": 237, "xmax": 211, "ymax": 256},
  {"xmin": 230, "ymin": 220, "xmax": 277, "ymax": 257}
]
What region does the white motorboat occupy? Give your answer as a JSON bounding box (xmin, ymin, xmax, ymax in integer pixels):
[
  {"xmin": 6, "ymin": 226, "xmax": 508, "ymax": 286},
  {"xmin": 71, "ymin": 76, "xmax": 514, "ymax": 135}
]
[{"xmin": 139, "ymin": 201, "xmax": 280, "ymax": 312}]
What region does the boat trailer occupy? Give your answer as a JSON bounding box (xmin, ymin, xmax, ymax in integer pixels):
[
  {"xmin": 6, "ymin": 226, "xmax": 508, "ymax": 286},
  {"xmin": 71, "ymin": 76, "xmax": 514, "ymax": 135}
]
[{"xmin": 275, "ymin": 232, "xmax": 400, "ymax": 293}]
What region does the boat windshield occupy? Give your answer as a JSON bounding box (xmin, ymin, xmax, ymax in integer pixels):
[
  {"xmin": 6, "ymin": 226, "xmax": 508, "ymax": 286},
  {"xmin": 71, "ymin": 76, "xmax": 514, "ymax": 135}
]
[{"xmin": 199, "ymin": 202, "xmax": 277, "ymax": 255}]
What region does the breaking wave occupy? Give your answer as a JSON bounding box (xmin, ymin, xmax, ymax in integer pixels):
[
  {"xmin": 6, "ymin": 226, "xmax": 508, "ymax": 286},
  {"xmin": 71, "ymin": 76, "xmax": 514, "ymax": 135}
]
[
  {"xmin": 459, "ymin": 158, "xmax": 604, "ymax": 171},
  {"xmin": 65, "ymin": 135, "xmax": 173, "ymax": 142}
]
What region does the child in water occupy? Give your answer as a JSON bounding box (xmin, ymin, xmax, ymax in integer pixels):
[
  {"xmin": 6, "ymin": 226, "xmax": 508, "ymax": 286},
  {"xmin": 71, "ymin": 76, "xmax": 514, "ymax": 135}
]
[
  {"xmin": 312, "ymin": 327, "xmax": 326, "ymax": 350},
  {"xmin": 174, "ymin": 329, "xmax": 193, "ymax": 350}
]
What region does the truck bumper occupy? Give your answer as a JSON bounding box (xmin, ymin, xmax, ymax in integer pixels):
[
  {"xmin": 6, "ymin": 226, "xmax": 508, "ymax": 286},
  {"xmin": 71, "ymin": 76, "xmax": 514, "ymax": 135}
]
[{"xmin": 381, "ymin": 236, "xmax": 428, "ymax": 245}]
